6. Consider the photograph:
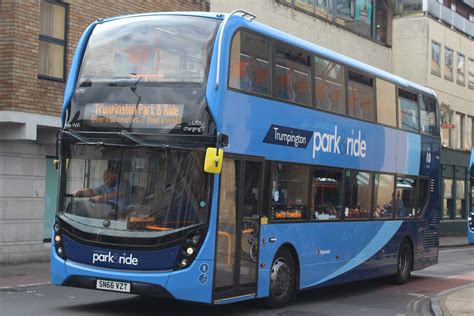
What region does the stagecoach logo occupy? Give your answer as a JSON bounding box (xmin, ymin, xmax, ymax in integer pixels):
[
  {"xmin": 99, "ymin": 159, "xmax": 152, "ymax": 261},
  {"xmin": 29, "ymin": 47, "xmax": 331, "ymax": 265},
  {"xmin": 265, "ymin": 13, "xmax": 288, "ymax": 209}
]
[
  {"xmin": 263, "ymin": 124, "xmax": 367, "ymax": 159},
  {"xmin": 92, "ymin": 250, "xmax": 138, "ymax": 266},
  {"xmin": 316, "ymin": 249, "xmax": 331, "ymax": 256}
]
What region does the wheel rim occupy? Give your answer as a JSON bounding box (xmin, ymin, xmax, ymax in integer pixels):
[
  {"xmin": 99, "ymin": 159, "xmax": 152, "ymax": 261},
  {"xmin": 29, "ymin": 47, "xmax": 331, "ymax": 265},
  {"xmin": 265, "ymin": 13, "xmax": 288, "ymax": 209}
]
[
  {"xmin": 398, "ymin": 247, "xmax": 409, "ymax": 277},
  {"xmin": 270, "ymin": 257, "xmax": 291, "ymax": 298}
]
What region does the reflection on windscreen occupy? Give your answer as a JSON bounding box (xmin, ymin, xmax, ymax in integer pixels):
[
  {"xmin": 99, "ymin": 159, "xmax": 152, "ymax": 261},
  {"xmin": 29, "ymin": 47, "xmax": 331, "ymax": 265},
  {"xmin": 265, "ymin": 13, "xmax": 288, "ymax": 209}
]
[
  {"xmin": 62, "ymin": 145, "xmax": 211, "ymax": 236},
  {"xmin": 78, "ymin": 15, "xmax": 219, "ymax": 84}
]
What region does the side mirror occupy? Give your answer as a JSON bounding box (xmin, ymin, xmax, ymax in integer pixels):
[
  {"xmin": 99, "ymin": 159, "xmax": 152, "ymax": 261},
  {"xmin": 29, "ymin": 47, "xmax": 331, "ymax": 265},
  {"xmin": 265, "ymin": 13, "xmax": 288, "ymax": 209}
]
[
  {"xmin": 204, "ymin": 147, "xmax": 223, "ymax": 174},
  {"xmin": 53, "ymin": 159, "xmax": 60, "ymax": 170}
]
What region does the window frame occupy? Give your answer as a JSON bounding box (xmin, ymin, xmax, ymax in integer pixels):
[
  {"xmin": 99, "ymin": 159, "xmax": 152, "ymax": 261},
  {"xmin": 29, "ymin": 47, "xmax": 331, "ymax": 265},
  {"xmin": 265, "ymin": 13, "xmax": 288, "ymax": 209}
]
[
  {"xmin": 274, "ymin": 40, "xmax": 314, "ymax": 108},
  {"xmin": 313, "ymin": 54, "xmax": 346, "ymax": 116},
  {"xmin": 431, "ymin": 41, "xmax": 441, "ymax": 77},
  {"xmin": 227, "ymin": 28, "xmax": 273, "ymax": 99},
  {"xmin": 397, "ymin": 88, "xmax": 420, "ymax": 133},
  {"xmin": 456, "ymin": 52, "xmax": 466, "ymax": 86},
  {"xmin": 346, "ymin": 69, "xmax": 377, "ymax": 123},
  {"xmin": 444, "ymin": 46, "xmax": 454, "ymax": 82},
  {"xmin": 38, "ymin": 0, "xmax": 68, "ymax": 82},
  {"xmin": 394, "ymin": 174, "xmax": 419, "ymax": 220},
  {"xmin": 310, "ymin": 166, "xmax": 345, "ymax": 222},
  {"xmin": 372, "ymin": 172, "xmax": 396, "ymax": 220}
]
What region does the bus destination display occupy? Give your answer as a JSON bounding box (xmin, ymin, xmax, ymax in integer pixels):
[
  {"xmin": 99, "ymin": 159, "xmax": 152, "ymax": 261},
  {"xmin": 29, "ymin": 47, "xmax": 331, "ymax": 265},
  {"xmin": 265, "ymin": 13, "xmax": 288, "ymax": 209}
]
[{"xmin": 84, "ymin": 103, "xmax": 184, "ymax": 127}]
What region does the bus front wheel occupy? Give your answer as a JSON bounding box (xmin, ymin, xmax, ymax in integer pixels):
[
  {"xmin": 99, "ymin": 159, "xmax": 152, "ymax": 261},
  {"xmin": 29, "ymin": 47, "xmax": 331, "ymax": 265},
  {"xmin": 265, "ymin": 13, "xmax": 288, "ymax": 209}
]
[
  {"xmin": 392, "ymin": 239, "xmax": 413, "ymax": 285},
  {"xmin": 266, "ymin": 247, "xmax": 296, "ymax": 308}
]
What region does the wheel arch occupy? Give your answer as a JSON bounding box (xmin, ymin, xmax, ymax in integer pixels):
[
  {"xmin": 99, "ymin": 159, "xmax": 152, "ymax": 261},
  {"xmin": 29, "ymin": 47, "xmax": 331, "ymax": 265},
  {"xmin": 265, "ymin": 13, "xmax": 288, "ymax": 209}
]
[{"xmin": 274, "ymin": 243, "xmax": 301, "ymax": 292}]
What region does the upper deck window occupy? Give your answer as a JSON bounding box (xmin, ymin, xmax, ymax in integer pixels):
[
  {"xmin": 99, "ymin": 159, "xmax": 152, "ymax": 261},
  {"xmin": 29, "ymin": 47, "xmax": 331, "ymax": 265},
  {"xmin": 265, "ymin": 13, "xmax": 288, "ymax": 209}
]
[
  {"xmin": 276, "ymin": 44, "xmax": 311, "ymax": 106},
  {"xmin": 314, "ymin": 56, "xmax": 345, "ymax": 114},
  {"xmin": 419, "ymin": 95, "xmax": 438, "ymax": 136},
  {"xmin": 229, "ymin": 31, "xmax": 271, "ymax": 96},
  {"xmin": 77, "ymin": 16, "xmax": 220, "ymax": 85},
  {"xmin": 348, "ymin": 71, "xmax": 375, "ymax": 121},
  {"xmin": 398, "ymin": 89, "xmax": 419, "ymax": 132}
]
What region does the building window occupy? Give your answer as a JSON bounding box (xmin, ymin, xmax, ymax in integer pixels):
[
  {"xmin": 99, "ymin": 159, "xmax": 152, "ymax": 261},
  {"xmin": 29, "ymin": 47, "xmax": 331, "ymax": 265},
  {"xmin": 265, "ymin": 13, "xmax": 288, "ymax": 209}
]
[
  {"xmin": 348, "ymin": 71, "xmax": 374, "ymax": 121},
  {"xmin": 345, "ymin": 170, "xmax": 372, "ymax": 220},
  {"xmin": 38, "ymin": 0, "xmax": 67, "ymax": 81},
  {"xmin": 271, "ymin": 163, "xmax": 309, "ymax": 220},
  {"xmin": 398, "ymin": 89, "xmax": 419, "ymax": 132},
  {"xmin": 443, "ymin": 178, "xmax": 453, "ymax": 219},
  {"xmin": 229, "ymin": 31, "xmax": 272, "ymax": 96},
  {"xmin": 279, "ymin": 0, "xmax": 384, "ymax": 44},
  {"xmin": 314, "ymin": 56, "xmax": 345, "ymax": 114},
  {"xmin": 311, "ymin": 168, "xmax": 343, "ymax": 221},
  {"xmin": 457, "ymin": 53, "xmax": 465, "ymax": 86},
  {"xmin": 468, "ymin": 58, "xmax": 474, "ymax": 90},
  {"xmin": 452, "ymin": 112, "xmax": 461, "ymax": 149},
  {"xmin": 396, "ymin": 0, "xmax": 423, "ymax": 14},
  {"xmin": 444, "ymin": 47, "xmax": 453, "ymax": 81},
  {"xmin": 431, "ymin": 41, "xmax": 441, "ymax": 76},
  {"xmin": 455, "ymin": 180, "xmax": 465, "ymax": 218},
  {"xmin": 465, "ymin": 116, "xmax": 473, "ymax": 150},
  {"xmin": 376, "ymin": 79, "xmax": 396, "ymax": 127},
  {"xmin": 275, "ymin": 44, "xmax": 311, "ymax": 106}
]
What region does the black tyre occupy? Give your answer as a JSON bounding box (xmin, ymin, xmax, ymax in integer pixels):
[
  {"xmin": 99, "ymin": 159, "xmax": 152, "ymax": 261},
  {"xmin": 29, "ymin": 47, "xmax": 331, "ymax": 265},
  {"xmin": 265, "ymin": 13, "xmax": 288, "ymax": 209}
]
[
  {"xmin": 266, "ymin": 247, "xmax": 296, "ymax": 308},
  {"xmin": 392, "ymin": 239, "xmax": 413, "ymax": 285}
]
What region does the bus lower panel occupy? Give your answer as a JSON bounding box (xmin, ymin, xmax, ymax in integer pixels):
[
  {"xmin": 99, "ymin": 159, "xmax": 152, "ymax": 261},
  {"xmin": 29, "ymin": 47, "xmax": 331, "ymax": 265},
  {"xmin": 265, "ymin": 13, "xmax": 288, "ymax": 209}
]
[{"xmin": 63, "ymin": 276, "xmax": 174, "ymax": 298}]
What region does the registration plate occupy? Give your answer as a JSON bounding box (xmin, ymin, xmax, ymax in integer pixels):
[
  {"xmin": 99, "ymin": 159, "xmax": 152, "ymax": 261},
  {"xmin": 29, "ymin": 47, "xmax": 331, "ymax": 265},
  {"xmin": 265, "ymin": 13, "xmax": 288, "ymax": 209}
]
[{"xmin": 96, "ymin": 279, "xmax": 131, "ymax": 293}]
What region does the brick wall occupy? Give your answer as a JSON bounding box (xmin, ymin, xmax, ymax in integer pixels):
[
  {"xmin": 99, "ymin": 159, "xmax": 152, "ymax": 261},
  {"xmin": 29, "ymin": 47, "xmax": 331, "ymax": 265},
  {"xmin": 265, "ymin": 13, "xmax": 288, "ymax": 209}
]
[{"xmin": 0, "ymin": 0, "xmax": 209, "ymax": 117}]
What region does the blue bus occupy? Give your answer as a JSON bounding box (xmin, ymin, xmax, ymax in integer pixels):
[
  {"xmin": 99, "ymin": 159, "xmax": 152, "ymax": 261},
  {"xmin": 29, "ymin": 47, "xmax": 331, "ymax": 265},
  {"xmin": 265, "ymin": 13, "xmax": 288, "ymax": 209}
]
[
  {"xmin": 52, "ymin": 11, "xmax": 441, "ymax": 307},
  {"xmin": 468, "ymin": 147, "xmax": 474, "ymax": 245}
]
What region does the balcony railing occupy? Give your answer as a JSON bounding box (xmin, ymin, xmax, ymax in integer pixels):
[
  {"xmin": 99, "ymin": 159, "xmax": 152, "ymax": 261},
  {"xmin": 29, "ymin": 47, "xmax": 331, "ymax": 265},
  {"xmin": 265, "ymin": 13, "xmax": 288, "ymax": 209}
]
[{"xmin": 396, "ymin": 0, "xmax": 474, "ymax": 37}]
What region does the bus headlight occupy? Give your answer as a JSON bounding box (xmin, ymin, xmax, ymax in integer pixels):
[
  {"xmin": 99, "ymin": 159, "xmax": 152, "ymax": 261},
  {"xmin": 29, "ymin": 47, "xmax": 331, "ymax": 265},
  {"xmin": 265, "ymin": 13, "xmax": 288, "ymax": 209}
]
[{"xmin": 175, "ymin": 228, "xmax": 205, "ymax": 270}]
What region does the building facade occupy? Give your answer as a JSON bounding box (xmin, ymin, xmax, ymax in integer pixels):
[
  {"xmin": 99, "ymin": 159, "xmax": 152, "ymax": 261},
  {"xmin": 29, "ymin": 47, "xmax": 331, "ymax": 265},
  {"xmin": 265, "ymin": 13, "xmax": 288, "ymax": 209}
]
[
  {"xmin": 0, "ymin": 0, "xmax": 209, "ymax": 264},
  {"xmin": 392, "ymin": 0, "xmax": 474, "ymax": 235}
]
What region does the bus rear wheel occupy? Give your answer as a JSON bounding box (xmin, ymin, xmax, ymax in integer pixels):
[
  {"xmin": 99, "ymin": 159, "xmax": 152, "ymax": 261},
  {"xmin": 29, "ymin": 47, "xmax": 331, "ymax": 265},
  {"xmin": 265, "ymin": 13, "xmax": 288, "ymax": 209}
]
[
  {"xmin": 392, "ymin": 239, "xmax": 412, "ymax": 285},
  {"xmin": 266, "ymin": 247, "xmax": 296, "ymax": 308}
]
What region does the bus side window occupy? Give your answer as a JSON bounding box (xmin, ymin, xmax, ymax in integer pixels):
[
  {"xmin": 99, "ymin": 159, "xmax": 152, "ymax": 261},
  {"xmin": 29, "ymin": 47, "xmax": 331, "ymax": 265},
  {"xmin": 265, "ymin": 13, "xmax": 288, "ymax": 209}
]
[
  {"xmin": 348, "ymin": 71, "xmax": 375, "ymax": 121},
  {"xmin": 314, "ymin": 56, "xmax": 345, "ymax": 115},
  {"xmin": 229, "ymin": 31, "xmax": 271, "ymax": 96},
  {"xmin": 275, "ymin": 44, "xmax": 311, "ymax": 106},
  {"xmin": 398, "ymin": 89, "xmax": 419, "ymax": 132}
]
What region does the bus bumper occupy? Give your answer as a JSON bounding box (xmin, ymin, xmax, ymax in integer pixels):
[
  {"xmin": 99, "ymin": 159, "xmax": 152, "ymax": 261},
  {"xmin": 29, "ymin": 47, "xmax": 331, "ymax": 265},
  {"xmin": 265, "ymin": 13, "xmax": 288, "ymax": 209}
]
[{"xmin": 50, "ymin": 245, "xmax": 214, "ymax": 303}]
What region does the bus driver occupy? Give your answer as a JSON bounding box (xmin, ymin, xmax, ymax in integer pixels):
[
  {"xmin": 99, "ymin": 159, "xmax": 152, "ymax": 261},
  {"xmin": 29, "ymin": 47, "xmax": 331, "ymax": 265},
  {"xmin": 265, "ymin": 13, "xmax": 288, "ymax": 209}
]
[{"xmin": 73, "ymin": 168, "xmax": 130, "ymax": 210}]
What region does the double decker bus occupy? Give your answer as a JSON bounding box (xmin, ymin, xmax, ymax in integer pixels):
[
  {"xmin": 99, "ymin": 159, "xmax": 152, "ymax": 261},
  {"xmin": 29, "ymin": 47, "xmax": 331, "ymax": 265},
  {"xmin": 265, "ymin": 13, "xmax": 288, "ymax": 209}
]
[{"xmin": 52, "ymin": 11, "xmax": 441, "ymax": 307}]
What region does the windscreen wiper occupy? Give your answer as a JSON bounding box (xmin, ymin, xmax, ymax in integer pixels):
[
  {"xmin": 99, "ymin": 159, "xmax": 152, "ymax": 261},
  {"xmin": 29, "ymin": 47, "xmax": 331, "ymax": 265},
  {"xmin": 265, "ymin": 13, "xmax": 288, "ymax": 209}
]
[
  {"xmin": 61, "ymin": 130, "xmax": 131, "ymax": 147},
  {"xmin": 119, "ymin": 130, "xmax": 191, "ymax": 151}
]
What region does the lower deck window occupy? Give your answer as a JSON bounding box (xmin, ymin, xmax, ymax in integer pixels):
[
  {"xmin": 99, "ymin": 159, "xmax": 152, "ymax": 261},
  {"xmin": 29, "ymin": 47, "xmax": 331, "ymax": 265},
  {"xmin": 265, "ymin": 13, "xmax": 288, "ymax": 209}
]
[
  {"xmin": 271, "ymin": 163, "xmax": 308, "ymax": 220},
  {"xmin": 395, "ymin": 177, "xmax": 416, "ymax": 218},
  {"xmin": 345, "ymin": 170, "xmax": 372, "ymax": 220},
  {"xmin": 311, "ymin": 168, "xmax": 343, "ymax": 220}
]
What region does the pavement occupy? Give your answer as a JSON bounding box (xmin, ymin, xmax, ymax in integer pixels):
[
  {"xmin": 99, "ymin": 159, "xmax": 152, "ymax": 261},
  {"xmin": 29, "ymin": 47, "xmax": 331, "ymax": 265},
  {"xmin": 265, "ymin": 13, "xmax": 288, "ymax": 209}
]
[{"xmin": 0, "ymin": 237, "xmax": 472, "ymax": 315}]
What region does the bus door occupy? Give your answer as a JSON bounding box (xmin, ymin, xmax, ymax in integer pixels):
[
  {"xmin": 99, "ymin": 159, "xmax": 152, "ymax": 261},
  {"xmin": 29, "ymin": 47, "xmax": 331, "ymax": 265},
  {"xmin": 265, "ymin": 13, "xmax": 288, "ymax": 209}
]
[{"xmin": 213, "ymin": 157, "xmax": 263, "ymax": 302}]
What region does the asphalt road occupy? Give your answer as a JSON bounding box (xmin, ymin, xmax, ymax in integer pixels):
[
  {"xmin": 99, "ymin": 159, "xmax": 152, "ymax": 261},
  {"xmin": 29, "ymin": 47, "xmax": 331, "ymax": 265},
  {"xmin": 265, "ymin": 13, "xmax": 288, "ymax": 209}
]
[{"xmin": 1, "ymin": 246, "xmax": 472, "ymax": 316}]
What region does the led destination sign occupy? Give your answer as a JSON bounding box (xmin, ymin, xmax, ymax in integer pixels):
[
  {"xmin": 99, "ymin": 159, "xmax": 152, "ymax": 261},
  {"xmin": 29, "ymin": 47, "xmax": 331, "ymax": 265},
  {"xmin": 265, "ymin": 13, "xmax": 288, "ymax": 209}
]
[{"xmin": 84, "ymin": 103, "xmax": 184, "ymax": 127}]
